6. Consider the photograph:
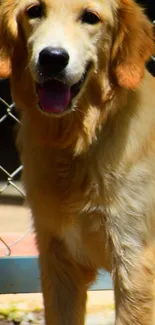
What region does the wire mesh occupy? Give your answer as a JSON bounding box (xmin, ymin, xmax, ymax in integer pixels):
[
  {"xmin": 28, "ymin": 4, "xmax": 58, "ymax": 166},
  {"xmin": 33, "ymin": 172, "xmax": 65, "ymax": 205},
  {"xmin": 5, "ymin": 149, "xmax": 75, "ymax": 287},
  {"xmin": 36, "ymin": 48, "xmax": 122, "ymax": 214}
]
[{"xmin": 0, "ymin": 79, "xmax": 33, "ymax": 256}]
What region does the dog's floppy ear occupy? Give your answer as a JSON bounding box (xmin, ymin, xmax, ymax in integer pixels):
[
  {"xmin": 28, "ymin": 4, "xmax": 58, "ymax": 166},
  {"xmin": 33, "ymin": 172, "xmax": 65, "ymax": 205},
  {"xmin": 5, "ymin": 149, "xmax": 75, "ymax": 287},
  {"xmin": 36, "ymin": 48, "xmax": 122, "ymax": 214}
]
[
  {"xmin": 111, "ymin": 0, "xmax": 155, "ymax": 89},
  {"xmin": 0, "ymin": 3, "xmax": 18, "ymax": 78},
  {"xmin": 0, "ymin": 49, "xmax": 12, "ymax": 78}
]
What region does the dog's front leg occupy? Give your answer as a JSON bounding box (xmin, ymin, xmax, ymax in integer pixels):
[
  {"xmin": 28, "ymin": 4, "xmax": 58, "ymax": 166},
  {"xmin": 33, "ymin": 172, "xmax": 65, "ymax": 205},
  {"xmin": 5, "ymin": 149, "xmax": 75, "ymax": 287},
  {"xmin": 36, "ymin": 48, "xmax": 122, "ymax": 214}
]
[
  {"xmin": 113, "ymin": 244, "xmax": 155, "ymax": 325},
  {"xmin": 37, "ymin": 233, "xmax": 87, "ymax": 325}
]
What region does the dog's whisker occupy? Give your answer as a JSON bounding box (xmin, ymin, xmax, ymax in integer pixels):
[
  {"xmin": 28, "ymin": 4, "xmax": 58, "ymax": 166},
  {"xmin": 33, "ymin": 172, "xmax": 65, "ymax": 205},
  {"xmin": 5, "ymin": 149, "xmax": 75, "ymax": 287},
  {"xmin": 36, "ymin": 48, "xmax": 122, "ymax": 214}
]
[{"xmin": 75, "ymin": 108, "xmax": 86, "ymax": 115}]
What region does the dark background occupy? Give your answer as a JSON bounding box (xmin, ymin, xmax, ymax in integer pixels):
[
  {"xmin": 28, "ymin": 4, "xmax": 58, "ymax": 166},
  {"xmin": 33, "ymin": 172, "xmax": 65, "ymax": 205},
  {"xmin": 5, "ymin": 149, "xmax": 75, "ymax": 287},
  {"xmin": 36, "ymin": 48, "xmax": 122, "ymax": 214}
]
[{"xmin": 136, "ymin": 0, "xmax": 155, "ymax": 21}]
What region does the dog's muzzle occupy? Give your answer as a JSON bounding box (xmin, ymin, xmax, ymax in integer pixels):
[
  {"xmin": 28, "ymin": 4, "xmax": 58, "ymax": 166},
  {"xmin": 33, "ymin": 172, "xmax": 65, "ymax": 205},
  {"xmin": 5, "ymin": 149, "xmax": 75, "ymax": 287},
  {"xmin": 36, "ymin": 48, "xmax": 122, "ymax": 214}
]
[{"xmin": 35, "ymin": 47, "xmax": 92, "ymax": 115}]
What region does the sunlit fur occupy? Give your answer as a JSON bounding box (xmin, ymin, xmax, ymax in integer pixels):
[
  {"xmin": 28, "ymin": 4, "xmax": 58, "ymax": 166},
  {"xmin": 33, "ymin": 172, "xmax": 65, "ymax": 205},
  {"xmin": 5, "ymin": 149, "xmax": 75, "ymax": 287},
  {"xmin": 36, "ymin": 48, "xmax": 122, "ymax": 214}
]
[{"xmin": 0, "ymin": 0, "xmax": 155, "ymax": 324}]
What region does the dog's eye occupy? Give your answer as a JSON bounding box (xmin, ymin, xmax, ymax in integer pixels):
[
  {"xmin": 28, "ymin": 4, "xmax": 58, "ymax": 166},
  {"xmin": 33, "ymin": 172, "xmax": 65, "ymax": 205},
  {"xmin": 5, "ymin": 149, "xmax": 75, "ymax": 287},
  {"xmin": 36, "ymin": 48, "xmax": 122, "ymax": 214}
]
[
  {"xmin": 26, "ymin": 4, "xmax": 43, "ymax": 19},
  {"xmin": 81, "ymin": 10, "xmax": 100, "ymax": 25}
]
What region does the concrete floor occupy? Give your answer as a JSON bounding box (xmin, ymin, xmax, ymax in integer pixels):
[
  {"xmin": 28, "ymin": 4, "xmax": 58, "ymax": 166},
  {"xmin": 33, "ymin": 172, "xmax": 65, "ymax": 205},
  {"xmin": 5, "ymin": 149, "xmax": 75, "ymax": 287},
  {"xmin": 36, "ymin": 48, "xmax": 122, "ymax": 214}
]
[
  {"xmin": 0, "ymin": 204, "xmax": 31, "ymax": 232},
  {"xmin": 0, "ymin": 204, "xmax": 36, "ymax": 256}
]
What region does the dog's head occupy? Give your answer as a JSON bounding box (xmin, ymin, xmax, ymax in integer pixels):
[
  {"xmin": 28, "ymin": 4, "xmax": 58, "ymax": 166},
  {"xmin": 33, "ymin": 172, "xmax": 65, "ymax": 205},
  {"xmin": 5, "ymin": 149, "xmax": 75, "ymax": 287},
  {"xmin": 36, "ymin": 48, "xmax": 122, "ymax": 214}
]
[{"xmin": 0, "ymin": 0, "xmax": 154, "ymax": 117}]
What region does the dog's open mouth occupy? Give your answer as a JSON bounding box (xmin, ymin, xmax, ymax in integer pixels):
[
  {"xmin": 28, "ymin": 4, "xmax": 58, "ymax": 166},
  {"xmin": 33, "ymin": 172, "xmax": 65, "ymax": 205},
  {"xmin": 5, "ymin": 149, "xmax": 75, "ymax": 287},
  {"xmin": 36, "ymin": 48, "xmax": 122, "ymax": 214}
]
[{"xmin": 36, "ymin": 63, "xmax": 91, "ymax": 114}]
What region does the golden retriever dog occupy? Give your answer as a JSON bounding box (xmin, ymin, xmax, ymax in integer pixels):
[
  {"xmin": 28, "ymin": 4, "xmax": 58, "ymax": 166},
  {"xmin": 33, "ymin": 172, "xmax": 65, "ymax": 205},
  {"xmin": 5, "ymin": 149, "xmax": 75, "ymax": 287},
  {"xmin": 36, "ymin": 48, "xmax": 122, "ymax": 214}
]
[{"xmin": 0, "ymin": 0, "xmax": 155, "ymax": 324}]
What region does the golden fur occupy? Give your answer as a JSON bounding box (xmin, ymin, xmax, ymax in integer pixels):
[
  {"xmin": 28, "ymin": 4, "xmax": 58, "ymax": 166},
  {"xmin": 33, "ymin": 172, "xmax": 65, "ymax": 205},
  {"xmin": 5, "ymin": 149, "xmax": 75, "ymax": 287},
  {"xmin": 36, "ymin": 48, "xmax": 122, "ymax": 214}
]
[{"xmin": 0, "ymin": 0, "xmax": 155, "ymax": 324}]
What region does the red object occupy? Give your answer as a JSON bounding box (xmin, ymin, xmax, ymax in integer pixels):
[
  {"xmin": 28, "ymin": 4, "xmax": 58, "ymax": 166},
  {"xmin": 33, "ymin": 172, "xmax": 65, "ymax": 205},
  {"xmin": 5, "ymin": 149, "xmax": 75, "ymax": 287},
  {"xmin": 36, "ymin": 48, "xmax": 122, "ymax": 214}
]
[{"xmin": 0, "ymin": 233, "xmax": 38, "ymax": 256}]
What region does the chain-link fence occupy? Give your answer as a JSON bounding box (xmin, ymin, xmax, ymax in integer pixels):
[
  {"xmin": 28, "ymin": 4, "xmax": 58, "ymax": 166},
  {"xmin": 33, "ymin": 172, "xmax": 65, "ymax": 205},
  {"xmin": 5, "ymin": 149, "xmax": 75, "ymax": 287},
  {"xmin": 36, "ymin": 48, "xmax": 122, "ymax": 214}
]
[{"xmin": 0, "ymin": 78, "xmax": 33, "ymax": 257}]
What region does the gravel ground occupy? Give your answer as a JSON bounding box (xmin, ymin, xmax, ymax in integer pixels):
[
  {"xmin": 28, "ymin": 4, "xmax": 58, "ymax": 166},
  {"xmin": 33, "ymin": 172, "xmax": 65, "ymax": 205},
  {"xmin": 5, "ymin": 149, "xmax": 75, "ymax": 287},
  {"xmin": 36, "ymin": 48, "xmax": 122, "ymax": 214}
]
[
  {"xmin": 0, "ymin": 311, "xmax": 44, "ymax": 325},
  {"xmin": 0, "ymin": 310, "xmax": 115, "ymax": 325},
  {"xmin": 0, "ymin": 292, "xmax": 115, "ymax": 325}
]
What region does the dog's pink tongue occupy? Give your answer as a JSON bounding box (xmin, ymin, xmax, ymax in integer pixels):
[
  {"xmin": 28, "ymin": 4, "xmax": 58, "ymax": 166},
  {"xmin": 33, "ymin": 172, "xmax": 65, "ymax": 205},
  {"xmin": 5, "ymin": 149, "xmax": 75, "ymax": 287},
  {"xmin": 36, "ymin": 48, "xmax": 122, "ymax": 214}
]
[{"xmin": 37, "ymin": 80, "xmax": 71, "ymax": 113}]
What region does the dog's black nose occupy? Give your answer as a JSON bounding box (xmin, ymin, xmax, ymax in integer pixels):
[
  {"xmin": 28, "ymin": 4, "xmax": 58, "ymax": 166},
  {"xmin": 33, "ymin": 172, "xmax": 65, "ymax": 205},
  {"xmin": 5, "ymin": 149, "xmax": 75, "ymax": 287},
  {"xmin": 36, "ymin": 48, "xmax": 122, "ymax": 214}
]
[{"xmin": 39, "ymin": 47, "xmax": 69, "ymax": 75}]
